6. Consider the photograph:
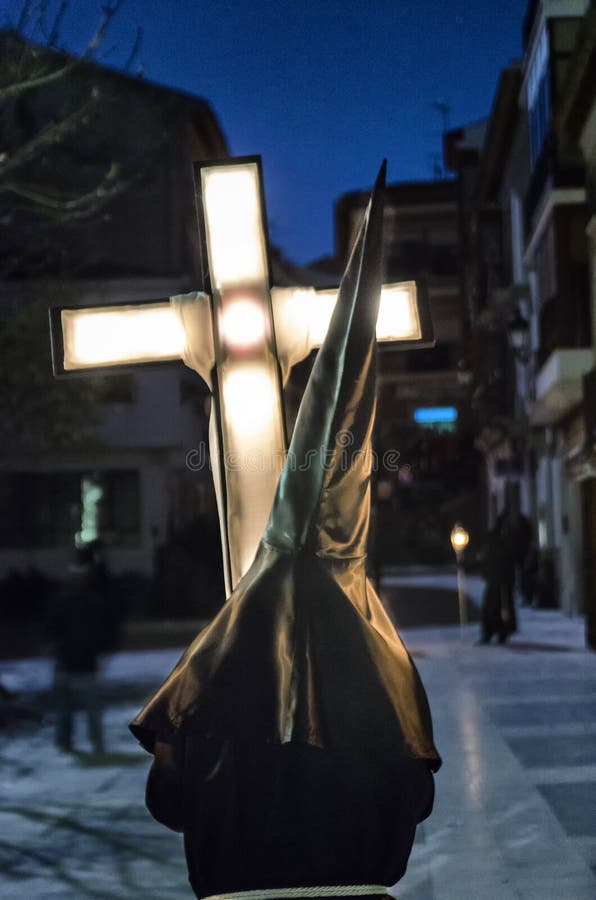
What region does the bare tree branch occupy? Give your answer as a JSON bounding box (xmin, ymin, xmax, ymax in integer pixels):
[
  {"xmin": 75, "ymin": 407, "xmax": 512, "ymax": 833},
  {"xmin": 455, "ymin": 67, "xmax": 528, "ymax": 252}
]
[
  {"xmin": 0, "ymin": 56, "xmax": 79, "ymax": 99},
  {"xmin": 48, "ymin": 0, "xmax": 69, "ymax": 47},
  {"xmin": 85, "ymin": 0, "xmax": 125, "ymax": 58},
  {"xmin": 2, "ymin": 160, "xmax": 151, "ymax": 222},
  {"xmin": 2, "ymin": 0, "xmax": 130, "ymax": 99},
  {"xmin": 0, "ymin": 95, "xmax": 100, "ymax": 178},
  {"xmin": 36, "ymin": 0, "xmax": 52, "ymax": 42},
  {"xmin": 123, "ymin": 26, "xmax": 143, "ymax": 72},
  {"xmin": 16, "ymin": 0, "xmax": 34, "ymax": 32},
  {"xmin": 0, "ymin": 0, "xmax": 153, "ymax": 263}
]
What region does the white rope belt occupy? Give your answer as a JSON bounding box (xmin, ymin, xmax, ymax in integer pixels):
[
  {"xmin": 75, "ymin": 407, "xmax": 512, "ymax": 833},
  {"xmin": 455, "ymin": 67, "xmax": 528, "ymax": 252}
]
[{"xmin": 204, "ymin": 886, "xmax": 389, "ymax": 900}]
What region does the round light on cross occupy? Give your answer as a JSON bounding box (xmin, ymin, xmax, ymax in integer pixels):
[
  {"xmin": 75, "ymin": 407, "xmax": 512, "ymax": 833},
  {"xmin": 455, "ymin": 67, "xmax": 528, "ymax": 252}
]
[
  {"xmin": 220, "ymin": 299, "xmax": 267, "ymax": 349},
  {"xmin": 450, "ymin": 523, "xmax": 469, "ymax": 555}
]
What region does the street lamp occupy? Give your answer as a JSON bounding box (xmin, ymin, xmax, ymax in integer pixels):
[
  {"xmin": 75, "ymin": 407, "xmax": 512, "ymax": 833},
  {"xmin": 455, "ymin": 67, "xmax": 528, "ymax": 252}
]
[{"xmin": 450, "ymin": 523, "xmax": 469, "ymax": 641}]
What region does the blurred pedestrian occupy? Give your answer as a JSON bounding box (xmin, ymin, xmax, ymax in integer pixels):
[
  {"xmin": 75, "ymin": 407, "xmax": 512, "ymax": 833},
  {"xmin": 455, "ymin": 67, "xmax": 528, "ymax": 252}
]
[
  {"xmin": 480, "ymin": 513, "xmax": 517, "ymax": 644},
  {"xmin": 47, "ymin": 541, "xmax": 115, "ymax": 754},
  {"xmin": 520, "ymin": 539, "xmax": 539, "ymax": 607},
  {"xmin": 512, "ymin": 512, "xmax": 533, "ymax": 602}
]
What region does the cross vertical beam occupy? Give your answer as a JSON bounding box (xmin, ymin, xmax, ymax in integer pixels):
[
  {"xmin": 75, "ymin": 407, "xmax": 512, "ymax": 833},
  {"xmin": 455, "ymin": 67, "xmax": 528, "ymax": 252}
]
[{"xmin": 194, "ymin": 158, "xmax": 287, "ymax": 594}]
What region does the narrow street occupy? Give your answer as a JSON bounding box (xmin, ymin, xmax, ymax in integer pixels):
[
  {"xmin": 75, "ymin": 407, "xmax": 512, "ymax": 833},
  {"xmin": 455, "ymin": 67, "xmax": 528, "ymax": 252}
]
[{"xmin": 1, "ymin": 577, "xmax": 595, "ymax": 899}]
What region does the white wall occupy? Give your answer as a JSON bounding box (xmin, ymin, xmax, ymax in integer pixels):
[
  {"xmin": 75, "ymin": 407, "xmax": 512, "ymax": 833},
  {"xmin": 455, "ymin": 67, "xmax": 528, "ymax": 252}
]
[
  {"xmin": 101, "ymin": 368, "xmax": 201, "ymax": 450},
  {"xmin": 536, "ymin": 453, "xmax": 554, "ymax": 549}
]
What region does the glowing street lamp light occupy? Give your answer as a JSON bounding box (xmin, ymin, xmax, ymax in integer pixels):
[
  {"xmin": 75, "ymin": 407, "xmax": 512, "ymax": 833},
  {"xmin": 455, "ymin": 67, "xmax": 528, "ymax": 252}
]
[
  {"xmin": 450, "ymin": 523, "xmax": 470, "ymax": 641},
  {"xmin": 50, "ymin": 156, "xmax": 434, "ymax": 597},
  {"xmin": 450, "ymin": 523, "xmax": 470, "ymax": 556}
]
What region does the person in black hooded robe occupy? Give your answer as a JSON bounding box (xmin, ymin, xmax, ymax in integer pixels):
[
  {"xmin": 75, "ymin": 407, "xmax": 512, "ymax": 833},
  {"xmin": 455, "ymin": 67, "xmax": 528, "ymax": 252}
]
[
  {"xmin": 480, "ymin": 513, "xmax": 517, "ymax": 644},
  {"xmin": 130, "ymin": 163, "xmax": 441, "ymax": 900}
]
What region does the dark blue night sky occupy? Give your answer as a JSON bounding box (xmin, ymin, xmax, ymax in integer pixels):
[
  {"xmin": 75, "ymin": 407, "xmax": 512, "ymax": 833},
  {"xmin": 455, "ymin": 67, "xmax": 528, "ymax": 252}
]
[{"xmin": 4, "ymin": 0, "xmax": 525, "ymax": 263}]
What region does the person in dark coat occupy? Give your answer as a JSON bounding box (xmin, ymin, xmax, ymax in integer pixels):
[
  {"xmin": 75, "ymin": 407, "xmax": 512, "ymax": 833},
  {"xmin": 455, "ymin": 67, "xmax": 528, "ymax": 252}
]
[
  {"xmin": 48, "ymin": 541, "xmax": 113, "ymax": 753},
  {"xmin": 130, "ymin": 163, "xmax": 440, "ymax": 900},
  {"xmin": 520, "ymin": 539, "xmax": 539, "ymax": 607},
  {"xmin": 511, "ymin": 512, "xmax": 534, "ymax": 605},
  {"xmin": 480, "ymin": 514, "xmax": 517, "ymax": 644}
]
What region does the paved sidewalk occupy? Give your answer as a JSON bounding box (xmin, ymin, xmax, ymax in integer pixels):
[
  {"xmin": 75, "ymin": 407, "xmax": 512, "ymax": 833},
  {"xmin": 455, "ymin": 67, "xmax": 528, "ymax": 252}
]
[{"xmin": 1, "ymin": 583, "xmax": 595, "ymax": 899}]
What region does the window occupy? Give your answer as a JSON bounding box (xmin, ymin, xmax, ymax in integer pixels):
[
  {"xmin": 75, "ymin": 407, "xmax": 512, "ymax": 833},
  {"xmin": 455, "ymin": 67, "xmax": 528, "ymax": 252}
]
[
  {"xmin": 405, "ymin": 343, "xmax": 451, "ymax": 373},
  {"xmin": 0, "ymin": 470, "xmax": 140, "ymax": 548},
  {"xmin": 534, "ymin": 223, "xmax": 557, "ymax": 307},
  {"xmin": 387, "ymin": 240, "xmax": 427, "ymax": 277},
  {"xmin": 0, "ymin": 472, "xmax": 80, "ymax": 548},
  {"xmin": 101, "ymin": 470, "xmax": 140, "ymax": 544},
  {"xmin": 430, "ymin": 244, "xmax": 458, "ymax": 276},
  {"xmin": 527, "ymin": 27, "xmax": 551, "ymax": 166}
]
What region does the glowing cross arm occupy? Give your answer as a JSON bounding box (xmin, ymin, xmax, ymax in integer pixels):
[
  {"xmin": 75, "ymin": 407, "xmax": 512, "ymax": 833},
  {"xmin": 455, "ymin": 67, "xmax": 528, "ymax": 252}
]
[
  {"xmin": 51, "ymin": 281, "xmax": 432, "ymax": 374},
  {"xmin": 271, "ymin": 280, "xmax": 432, "ymax": 380},
  {"xmin": 53, "ymin": 302, "xmax": 185, "ymax": 373}
]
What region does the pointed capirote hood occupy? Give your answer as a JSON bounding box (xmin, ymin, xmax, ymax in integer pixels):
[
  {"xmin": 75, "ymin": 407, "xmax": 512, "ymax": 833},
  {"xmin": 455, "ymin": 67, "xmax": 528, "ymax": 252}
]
[
  {"xmin": 264, "ymin": 161, "xmax": 386, "ymax": 559},
  {"xmin": 130, "ymin": 163, "xmax": 441, "ymax": 772}
]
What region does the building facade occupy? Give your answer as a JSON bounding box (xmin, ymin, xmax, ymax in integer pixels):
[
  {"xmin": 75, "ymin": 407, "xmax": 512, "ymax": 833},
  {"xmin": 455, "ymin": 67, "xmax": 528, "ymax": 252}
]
[
  {"xmin": 0, "ymin": 34, "xmax": 228, "ymax": 609},
  {"xmin": 557, "ymin": 1, "xmax": 596, "ymax": 646},
  {"xmin": 522, "ymin": 0, "xmax": 592, "ymax": 622},
  {"xmin": 446, "ymin": 0, "xmax": 596, "ymax": 645},
  {"xmin": 445, "ymin": 68, "xmax": 535, "ymax": 552},
  {"xmin": 334, "ymin": 180, "xmax": 482, "ymax": 566}
]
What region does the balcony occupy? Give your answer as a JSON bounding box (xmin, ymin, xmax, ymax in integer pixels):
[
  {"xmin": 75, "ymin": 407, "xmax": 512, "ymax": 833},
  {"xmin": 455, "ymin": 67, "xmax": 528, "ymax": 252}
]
[
  {"xmin": 531, "ymin": 348, "xmax": 595, "ymax": 425},
  {"xmin": 538, "ymin": 278, "xmax": 591, "ymax": 367},
  {"xmin": 524, "ymin": 135, "xmax": 585, "ymax": 232}
]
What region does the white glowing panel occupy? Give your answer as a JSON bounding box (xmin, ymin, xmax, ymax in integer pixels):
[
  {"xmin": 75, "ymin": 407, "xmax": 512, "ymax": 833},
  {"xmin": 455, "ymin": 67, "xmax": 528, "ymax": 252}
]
[
  {"xmin": 202, "ymin": 164, "xmax": 268, "ymax": 289},
  {"xmin": 219, "ymin": 361, "xmax": 285, "ymax": 582},
  {"xmin": 271, "ymin": 281, "xmax": 421, "ymax": 357},
  {"xmin": 61, "ymin": 304, "xmax": 185, "ymax": 370},
  {"xmin": 305, "ymin": 289, "xmax": 338, "ymax": 347},
  {"xmin": 222, "ymin": 368, "xmax": 278, "ymax": 437},
  {"xmin": 376, "ymin": 282, "xmax": 421, "ymax": 342}
]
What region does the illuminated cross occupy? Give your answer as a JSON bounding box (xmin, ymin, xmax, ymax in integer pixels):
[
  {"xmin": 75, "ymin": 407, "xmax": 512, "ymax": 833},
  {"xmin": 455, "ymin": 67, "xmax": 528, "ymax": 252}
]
[{"xmin": 50, "ymin": 156, "xmax": 433, "ymax": 596}]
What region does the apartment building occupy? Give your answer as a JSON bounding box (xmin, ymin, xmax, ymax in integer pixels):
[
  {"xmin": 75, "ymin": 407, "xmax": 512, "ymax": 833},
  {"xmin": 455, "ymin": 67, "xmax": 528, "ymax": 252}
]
[
  {"xmin": 334, "ymin": 179, "xmax": 480, "ymax": 565},
  {"xmin": 446, "ymin": 0, "xmax": 596, "ymax": 645}
]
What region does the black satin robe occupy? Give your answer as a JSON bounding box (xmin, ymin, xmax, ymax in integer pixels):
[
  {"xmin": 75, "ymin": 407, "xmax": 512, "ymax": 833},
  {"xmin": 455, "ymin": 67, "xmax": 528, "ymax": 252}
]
[
  {"xmin": 147, "ymin": 731, "xmax": 434, "ymax": 899},
  {"xmin": 132, "ymin": 547, "xmax": 439, "ymax": 899}
]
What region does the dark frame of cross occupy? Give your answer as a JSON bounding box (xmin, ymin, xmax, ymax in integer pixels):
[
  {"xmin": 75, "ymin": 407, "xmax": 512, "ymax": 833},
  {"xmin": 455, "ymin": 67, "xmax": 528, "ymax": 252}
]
[{"xmin": 49, "ymin": 155, "xmax": 434, "ymax": 598}]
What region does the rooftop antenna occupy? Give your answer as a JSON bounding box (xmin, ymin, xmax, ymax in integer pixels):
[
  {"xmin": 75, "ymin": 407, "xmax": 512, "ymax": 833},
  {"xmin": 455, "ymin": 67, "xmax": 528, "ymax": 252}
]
[
  {"xmin": 431, "ymin": 99, "xmax": 451, "ymax": 179},
  {"xmin": 429, "ymin": 153, "xmax": 443, "ymax": 180},
  {"xmin": 433, "ymin": 99, "xmax": 451, "ymax": 133}
]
